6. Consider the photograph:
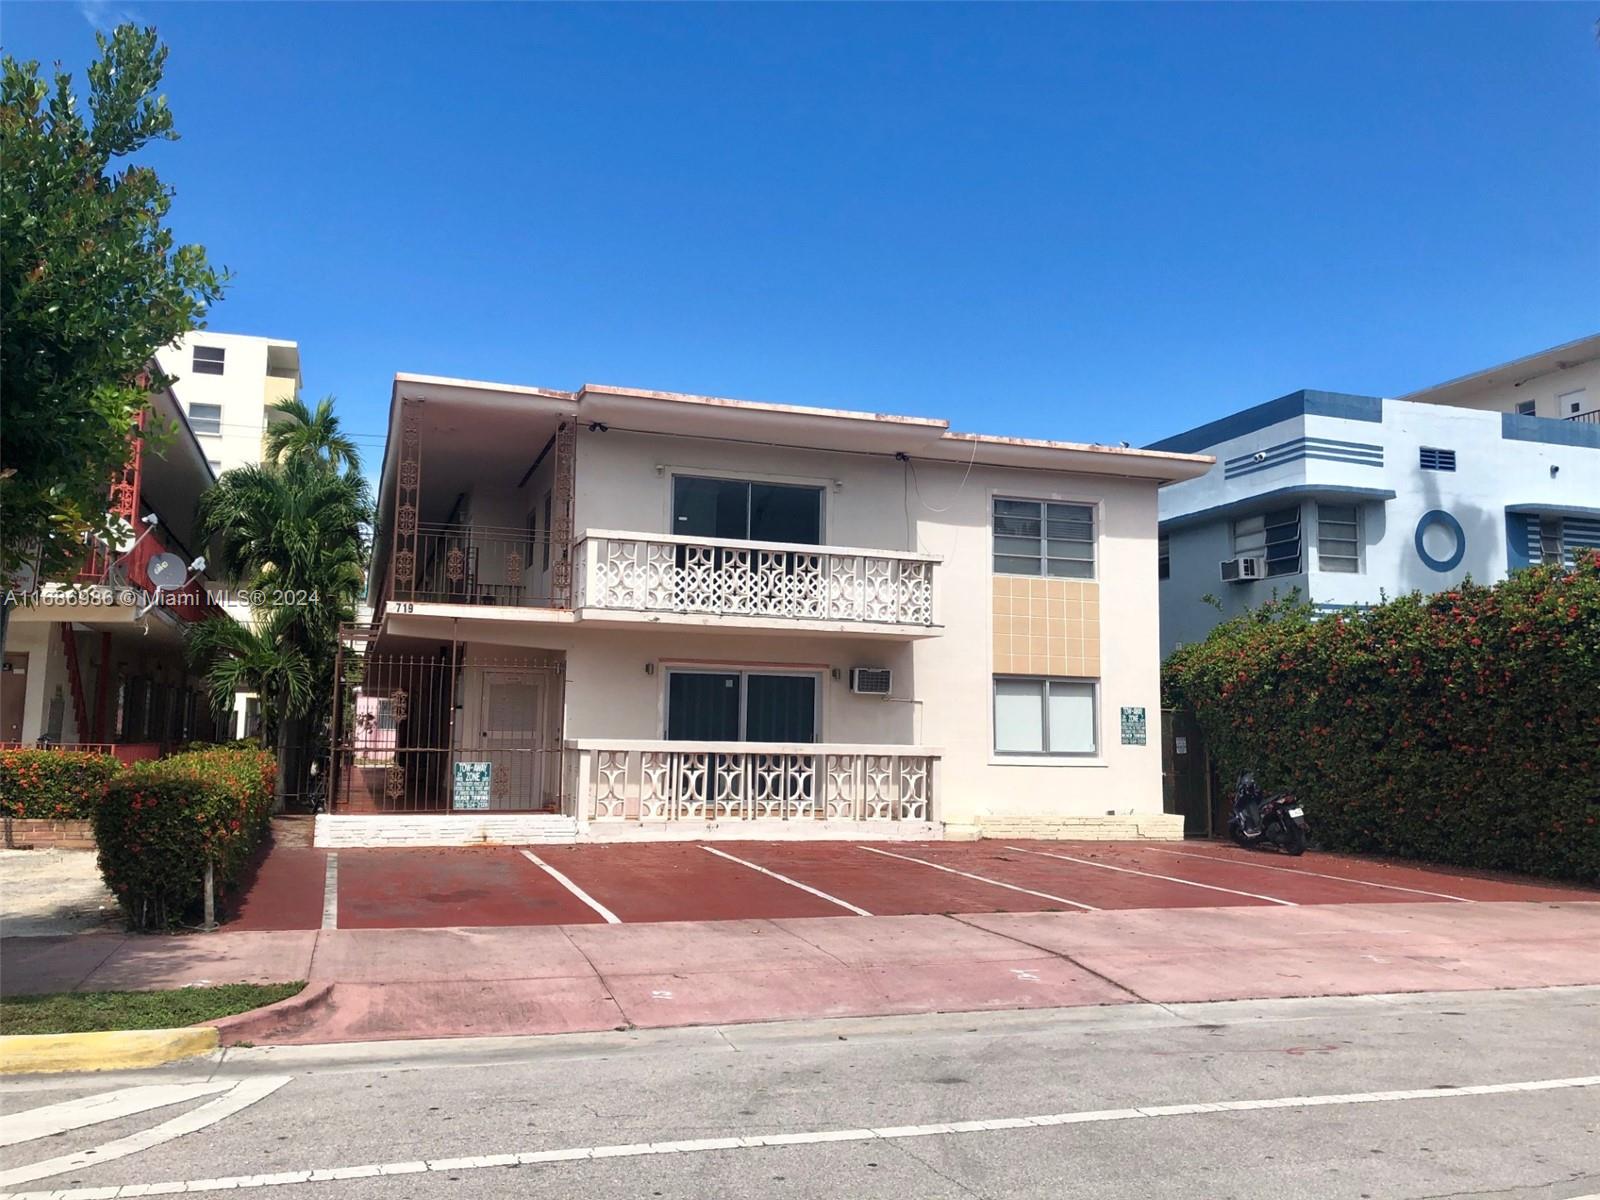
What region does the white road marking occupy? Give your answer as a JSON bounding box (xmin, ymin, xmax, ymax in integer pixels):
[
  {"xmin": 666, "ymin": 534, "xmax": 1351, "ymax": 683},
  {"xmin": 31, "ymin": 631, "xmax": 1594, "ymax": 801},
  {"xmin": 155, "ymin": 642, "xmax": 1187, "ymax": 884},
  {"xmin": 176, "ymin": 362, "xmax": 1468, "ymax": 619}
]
[
  {"xmin": 1005, "ymin": 845, "xmax": 1298, "ymax": 906},
  {"xmin": 321, "ymin": 853, "xmax": 339, "ymax": 930},
  {"xmin": 5, "ymin": 1074, "xmax": 1596, "ymax": 1198},
  {"xmin": 0, "ymin": 1083, "xmax": 235, "ymax": 1148},
  {"xmin": 700, "ymin": 845, "xmax": 872, "ymax": 916},
  {"xmin": 0, "ymin": 1075, "xmax": 291, "ymax": 1190},
  {"xmin": 858, "ymin": 846, "xmax": 1097, "ymax": 911},
  {"xmin": 519, "ymin": 850, "xmax": 621, "ymax": 924},
  {"xmin": 1139, "ymin": 845, "xmax": 1476, "ymax": 903}
]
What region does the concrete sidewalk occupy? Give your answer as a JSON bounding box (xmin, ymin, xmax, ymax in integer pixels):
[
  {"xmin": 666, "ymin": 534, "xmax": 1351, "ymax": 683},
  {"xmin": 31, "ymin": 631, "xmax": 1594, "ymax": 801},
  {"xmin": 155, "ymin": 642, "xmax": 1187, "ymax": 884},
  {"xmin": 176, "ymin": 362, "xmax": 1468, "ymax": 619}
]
[{"xmin": 4, "ymin": 901, "xmax": 1597, "ymax": 1045}]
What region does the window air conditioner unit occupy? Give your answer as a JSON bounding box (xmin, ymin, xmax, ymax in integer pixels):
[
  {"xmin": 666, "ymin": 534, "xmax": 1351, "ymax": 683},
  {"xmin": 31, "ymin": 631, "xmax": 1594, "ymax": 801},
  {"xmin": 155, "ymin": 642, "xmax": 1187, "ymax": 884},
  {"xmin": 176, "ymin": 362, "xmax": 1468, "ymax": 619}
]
[
  {"xmin": 1219, "ymin": 556, "xmax": 1265, "ymax": 584},
  {"xmin": 849, "ymin": 667, "xmax": 893, "ymax": 696}
]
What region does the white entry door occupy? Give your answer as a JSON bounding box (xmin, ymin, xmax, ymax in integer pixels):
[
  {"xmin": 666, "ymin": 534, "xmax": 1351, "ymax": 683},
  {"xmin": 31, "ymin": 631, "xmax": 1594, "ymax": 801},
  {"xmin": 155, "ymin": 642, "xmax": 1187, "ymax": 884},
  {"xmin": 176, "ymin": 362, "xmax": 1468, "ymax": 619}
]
[{"xmin": 475, "ymin": 671, "xmax": 548, "ymax": 809}]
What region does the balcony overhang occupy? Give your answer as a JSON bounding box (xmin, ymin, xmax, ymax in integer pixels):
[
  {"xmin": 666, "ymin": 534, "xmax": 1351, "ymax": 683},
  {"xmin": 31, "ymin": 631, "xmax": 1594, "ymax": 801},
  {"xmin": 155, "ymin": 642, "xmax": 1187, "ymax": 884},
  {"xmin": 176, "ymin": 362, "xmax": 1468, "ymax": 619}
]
[{"xmin": 1161, "ymin": 485, "xmax": 1397, "ymax": 533}]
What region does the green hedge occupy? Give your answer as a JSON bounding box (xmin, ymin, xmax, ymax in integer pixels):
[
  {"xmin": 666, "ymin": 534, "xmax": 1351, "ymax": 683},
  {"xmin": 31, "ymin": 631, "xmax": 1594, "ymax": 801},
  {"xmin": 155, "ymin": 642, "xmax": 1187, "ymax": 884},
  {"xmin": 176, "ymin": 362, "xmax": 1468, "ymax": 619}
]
[
  {"xmin": 0, "ymin": 749, "xmax": 123, "ymax": 819},
  {"xmin": 93, "ymin": 747, "xmax": 277, "ymax": 930},
  {"xmin": 1163, "ymin": 554, "xmax": 1600, "ymax": 885}
]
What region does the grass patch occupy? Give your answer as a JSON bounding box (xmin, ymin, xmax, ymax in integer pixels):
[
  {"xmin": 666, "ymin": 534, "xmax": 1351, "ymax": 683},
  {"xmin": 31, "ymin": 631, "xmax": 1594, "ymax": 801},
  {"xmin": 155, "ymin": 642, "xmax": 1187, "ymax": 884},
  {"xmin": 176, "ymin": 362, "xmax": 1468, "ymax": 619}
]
[{"xmin": 0, "ymin": 982, "xmax": 305, "ymax": 1035}]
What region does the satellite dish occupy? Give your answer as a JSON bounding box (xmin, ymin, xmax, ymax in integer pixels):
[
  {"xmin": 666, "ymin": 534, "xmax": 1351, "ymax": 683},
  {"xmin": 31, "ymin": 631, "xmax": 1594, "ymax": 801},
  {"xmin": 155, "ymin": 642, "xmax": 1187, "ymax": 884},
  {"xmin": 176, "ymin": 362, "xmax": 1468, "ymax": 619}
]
[
  {"xmin": 146, "ymin": 552, "xmax": 188, "ymax": 591},
  {"xmin": 7, "ymin": 563, "xmax": 36, "ymax": 593}
]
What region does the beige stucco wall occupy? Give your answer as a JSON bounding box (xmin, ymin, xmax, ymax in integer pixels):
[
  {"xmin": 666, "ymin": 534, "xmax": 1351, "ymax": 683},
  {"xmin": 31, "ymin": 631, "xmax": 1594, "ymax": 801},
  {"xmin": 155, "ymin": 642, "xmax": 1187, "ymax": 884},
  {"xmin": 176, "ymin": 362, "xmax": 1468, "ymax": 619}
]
[{"xmin": 433, "ymin": 424, "xmax": 1166, "ymax": 828}]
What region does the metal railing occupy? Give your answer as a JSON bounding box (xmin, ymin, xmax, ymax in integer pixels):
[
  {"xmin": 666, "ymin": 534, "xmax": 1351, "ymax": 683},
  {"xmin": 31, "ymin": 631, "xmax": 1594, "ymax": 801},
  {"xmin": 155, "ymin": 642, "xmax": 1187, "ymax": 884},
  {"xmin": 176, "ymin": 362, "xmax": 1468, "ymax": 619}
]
[
  {"xmin": 391, "ymin": 524, "xmax": 562, "ymax": 608},
  {"xmin": 574, "ymin": 531, "xmax": 939, "ymax": 626},
  {"xmin": 570, "ymin": 739, "xmax": 937, "ymax": 824},
  {"xmin": 1566, "ymin": 409, "xmax": 1600, "ymax": 424}
]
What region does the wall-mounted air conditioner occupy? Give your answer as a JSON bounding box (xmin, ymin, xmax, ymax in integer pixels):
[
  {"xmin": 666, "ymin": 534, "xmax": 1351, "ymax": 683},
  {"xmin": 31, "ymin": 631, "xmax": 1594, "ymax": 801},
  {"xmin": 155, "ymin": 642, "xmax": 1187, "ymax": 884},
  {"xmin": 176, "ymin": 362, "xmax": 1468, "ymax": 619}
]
[
  {"xmin": 849, "ymin": 667, "xmax": 893, "ymax": 696},
  {"xmin": 1219, "ymin": 556, "xmax": 1265, "ymax": 584}
]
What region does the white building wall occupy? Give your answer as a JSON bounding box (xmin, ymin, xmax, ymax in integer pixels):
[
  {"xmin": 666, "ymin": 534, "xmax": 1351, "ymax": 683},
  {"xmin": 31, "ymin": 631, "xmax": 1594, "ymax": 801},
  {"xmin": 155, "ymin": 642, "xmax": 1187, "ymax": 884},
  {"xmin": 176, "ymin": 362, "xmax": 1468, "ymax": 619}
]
[{"xmin": 153, "ymin": 332, "xmax": 299, "ymax": 474}]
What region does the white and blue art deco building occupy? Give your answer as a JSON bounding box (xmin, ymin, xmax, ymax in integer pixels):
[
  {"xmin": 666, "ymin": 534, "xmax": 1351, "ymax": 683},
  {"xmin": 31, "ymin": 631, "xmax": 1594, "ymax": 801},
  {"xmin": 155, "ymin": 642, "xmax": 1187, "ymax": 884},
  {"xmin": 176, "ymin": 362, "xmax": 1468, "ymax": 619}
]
[{"xmin": 1151, "ymin": 334, "xmax": 1600, "ymax": 653}]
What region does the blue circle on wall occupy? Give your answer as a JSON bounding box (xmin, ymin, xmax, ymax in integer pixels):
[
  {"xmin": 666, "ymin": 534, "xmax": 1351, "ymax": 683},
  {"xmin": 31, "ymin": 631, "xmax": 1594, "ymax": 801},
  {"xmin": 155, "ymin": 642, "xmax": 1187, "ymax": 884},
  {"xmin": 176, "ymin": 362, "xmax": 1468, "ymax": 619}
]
[{"xmin": 1414, "ymin": 510, "xmax": 1466, "ymax": 572}]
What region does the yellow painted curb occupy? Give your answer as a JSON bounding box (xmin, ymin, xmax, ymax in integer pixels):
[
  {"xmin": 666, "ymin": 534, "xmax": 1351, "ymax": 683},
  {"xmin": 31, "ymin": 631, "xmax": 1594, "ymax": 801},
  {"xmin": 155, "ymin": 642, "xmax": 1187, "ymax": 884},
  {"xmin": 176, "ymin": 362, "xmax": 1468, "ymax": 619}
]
[{"xmin": 0, "ymin": 1027, "xmax": 219, "ymax": 1075}]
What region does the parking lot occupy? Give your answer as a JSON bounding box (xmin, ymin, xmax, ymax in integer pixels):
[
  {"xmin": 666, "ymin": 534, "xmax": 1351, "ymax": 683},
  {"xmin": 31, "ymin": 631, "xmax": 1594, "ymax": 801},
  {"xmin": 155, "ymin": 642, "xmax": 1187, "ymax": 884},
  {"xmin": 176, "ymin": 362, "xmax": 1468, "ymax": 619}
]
[{"xmin": 228, "ymin": 837, "xmax": 1598, "ymax": 932}]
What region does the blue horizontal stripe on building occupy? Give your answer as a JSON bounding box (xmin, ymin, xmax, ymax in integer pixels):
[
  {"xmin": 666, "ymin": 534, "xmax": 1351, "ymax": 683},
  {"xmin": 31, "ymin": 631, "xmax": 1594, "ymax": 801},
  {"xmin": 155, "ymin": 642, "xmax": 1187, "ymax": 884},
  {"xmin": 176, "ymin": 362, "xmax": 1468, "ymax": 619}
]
[{"xmin": 1224, "ymin": 437, "xmax": 1385, "ymax": 479}]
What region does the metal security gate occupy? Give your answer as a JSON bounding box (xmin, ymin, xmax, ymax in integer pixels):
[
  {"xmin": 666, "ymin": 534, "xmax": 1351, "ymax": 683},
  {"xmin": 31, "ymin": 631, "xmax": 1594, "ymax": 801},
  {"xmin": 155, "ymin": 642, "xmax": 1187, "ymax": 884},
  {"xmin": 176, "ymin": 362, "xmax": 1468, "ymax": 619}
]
[{"xmin": 331, "ymin": 645, "xmax": 566, "ymax": 814}]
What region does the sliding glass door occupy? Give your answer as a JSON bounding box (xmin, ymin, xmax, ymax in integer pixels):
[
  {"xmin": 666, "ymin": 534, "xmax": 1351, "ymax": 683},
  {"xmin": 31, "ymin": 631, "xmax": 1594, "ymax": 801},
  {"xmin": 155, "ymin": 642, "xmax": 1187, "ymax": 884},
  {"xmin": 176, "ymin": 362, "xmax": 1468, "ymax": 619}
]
[
  {"xmin": 667, "ymin": 669, "xmax": 818, "ymax": 743},
  {"xmin": 672, "ymin": 477, "xmax": 823, "ymax": 545}
]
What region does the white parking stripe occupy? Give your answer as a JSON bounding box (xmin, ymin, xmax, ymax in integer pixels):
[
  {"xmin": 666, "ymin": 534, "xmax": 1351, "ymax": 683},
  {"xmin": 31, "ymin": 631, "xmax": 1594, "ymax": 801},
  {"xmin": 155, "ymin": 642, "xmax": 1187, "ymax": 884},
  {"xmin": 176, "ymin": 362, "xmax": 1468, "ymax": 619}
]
[
  {"xmin": 520, "ymin": 850, "xmax": 621, "ymax": 924},
  {"xmin": 1004, "ymin": 846, "xmax": 1297, "ymax": 906},
  {"xmin": 6, "ymin": 1074, "xmax": 1596, "ymax": 1197},
  {"xmin": 321, "ymin": 853, "xmax": 339, "ymax": 930},
  {"xmin": 1140, "ymin": 845, "xmax": 1475, "ymax": 903},
  {"xmin": 0, "ymin": 1076, "xmax": 291, "ymax": 1190},
  {"xmin": 700, "ymin": 846, "xmax": 872, "ymax": 916},
  {"xmin": 0, "ymin": 1083, "xmax": 235, "ymax": 1148},
  {"xmin": 858, "ymin": 846, "xmax": 1097, "ymax": 911}
]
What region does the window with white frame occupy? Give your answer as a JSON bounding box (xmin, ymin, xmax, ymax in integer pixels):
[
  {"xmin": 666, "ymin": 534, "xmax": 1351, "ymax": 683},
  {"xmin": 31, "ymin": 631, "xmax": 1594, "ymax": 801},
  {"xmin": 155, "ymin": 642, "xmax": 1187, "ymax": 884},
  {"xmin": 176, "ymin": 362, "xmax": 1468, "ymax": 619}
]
[
  {"xmin": 1232, "ymin": 507, "xmax": 1300, "ymax": 576},
  {"xmin": 187, "ymin": 402, "xmax": 222, "ymax": 437},
  {"xmin": 993, "ymin": 498, "xmax": 1095, "ymax": 578},
  {"xmin": 1157, "ymin": 532, "xmax": 1170, "ymax": 580},
  {"xmin": 1317, "ymin": 504, "xmax": 1360, "ymax": 573},
  {"xmin": 191, "ymin": 345, "xmax": 225, "ymax": 375},
  {"xmin": 1515, "ymin": 399, "xmax": 1536, "ymax": 416},
  {"xmin": 206, "ymin": 459, "xmax": 222, "ymax": 474},
  {"xmin": 993, "ymin": 677, "xmax": 1097, "ymax": 756}
]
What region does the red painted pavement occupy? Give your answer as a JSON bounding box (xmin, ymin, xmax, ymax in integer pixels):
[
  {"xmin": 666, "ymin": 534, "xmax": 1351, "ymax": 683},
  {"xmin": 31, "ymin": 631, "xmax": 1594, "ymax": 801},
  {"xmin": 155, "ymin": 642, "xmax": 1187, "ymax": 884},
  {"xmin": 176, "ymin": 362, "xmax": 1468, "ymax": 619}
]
[
  {"xmin": 227, "ymin": 845, "xmax": 328, "ymax": 932},
  {"xmin": 1134, "ymin": 841, "xmax": 1596, "ymax": 903},
  {"xmin": 538, "ymin": 842, "xmax": 846, "ymax": 923},
  {"xmin": 336, "ymin": 847, "xmax": 602, "ymax": 929}
]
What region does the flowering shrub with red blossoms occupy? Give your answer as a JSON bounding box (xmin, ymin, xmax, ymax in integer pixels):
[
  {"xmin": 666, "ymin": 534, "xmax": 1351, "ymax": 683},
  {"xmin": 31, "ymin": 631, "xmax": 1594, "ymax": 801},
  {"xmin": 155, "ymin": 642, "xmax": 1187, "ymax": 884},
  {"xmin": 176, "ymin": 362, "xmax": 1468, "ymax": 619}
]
[
  {"xmin": 93, "ymin": 747, "xmax": 277, "ymax": 930},
  {"xmin": 0, "ymin": 750, "xmax": 122, "ymax": 819},
  {"xmin": 1164, "ymin": 552, "xmax": 1600, "ymax": 884}
]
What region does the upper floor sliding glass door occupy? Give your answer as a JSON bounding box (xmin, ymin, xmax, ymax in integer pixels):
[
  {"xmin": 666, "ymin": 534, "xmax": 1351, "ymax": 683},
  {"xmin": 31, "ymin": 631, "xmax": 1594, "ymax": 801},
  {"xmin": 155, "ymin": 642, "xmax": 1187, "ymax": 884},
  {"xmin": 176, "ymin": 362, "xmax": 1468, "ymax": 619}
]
[{"xmin": 672, "ymin": 476, "xmax": 823, "ymax": 545}]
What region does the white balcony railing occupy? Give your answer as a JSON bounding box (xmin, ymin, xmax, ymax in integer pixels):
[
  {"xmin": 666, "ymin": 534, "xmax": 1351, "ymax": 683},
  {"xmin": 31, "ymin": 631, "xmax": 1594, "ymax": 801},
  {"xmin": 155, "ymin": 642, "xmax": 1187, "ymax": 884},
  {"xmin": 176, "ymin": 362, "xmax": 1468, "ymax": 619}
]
[
  {"xmin": 574, "ymin": 531, "xmax": 938, "ymax": 627},
  {"xmin": 568, "ymin": 740, "xmax": 937, "ymax": 824}
]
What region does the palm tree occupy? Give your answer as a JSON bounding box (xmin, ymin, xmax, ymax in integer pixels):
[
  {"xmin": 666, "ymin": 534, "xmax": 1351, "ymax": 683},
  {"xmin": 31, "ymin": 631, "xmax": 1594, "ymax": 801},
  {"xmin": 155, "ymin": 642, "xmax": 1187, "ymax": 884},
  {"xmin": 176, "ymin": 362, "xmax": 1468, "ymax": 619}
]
[
  {"xmin": 263, "ymin": 395, "xmax": 362, "ymax": 475},
  {"xmin": 185, "ymin": 608, "xmax": 314, "ymax": 749}
]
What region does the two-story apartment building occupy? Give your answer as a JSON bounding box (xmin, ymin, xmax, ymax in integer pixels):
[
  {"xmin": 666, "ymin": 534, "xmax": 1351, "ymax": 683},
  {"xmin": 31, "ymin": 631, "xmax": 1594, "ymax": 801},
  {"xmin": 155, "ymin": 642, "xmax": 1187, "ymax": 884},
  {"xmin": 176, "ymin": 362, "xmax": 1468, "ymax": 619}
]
[
  {"xmin": 1152, "ymin": 334, "xmax": 1600, "ymax": 653},
  {"xmin": 3, "ymin": 381, "xmax": 230, "ymax": 757},
  {"xmin": 320, "ymin": 374, "xmax": 1211, "ymax": 847}
]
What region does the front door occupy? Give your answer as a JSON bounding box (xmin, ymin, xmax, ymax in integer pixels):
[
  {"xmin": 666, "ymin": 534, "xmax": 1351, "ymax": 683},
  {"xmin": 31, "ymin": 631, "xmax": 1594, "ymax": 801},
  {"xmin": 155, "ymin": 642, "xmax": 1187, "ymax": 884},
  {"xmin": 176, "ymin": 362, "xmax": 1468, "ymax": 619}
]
[
  {"xmin": 1, "ymin": 653, "xmax": 28, "ymax": 743},
  {"xmin": 474, "ymin": 671, "xmax": 547, "ymax": 810}
]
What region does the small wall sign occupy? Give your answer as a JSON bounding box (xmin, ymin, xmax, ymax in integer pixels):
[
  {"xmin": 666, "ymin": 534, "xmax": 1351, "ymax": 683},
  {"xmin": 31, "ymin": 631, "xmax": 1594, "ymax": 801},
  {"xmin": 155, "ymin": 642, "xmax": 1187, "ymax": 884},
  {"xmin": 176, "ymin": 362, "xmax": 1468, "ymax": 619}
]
[
  {"xmin": 452, "ymin": 761, "xmax": 492, "ymax": 810},
  {"xmin": 1119, "ymin": 707, "xmax": 1147, "ymax": 746},
  {"xmin": 1174, "ymin": 736, "xmax": 1188, "ymax": 755}
]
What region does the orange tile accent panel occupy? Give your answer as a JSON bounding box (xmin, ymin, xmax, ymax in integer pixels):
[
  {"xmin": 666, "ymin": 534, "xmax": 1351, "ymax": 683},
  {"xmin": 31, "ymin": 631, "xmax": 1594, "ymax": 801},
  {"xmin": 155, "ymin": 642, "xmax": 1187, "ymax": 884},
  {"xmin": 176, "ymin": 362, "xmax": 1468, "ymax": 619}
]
[{"xmin": 992, "ymin": 577, "xmax": 1101, "ymax": 677}]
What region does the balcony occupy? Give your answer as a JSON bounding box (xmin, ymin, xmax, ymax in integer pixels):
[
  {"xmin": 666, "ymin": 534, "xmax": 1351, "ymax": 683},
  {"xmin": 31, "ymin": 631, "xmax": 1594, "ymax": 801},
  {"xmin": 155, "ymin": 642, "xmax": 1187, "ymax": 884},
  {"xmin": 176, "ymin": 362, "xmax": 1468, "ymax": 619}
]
[
  {"xmin": 569, "ymin": 739, "xmax": 937, "ymax": 826},
  {"xmin": 393, "ymin": 524, "xmax": 560, "ymax": 608},
  {"xmin": 572, "ymin": 531, "xmax": 940, "ymax": 635},
  {"xmin": 1568, "ymin": 409, "xmax": 1600, "ymax": 425}
]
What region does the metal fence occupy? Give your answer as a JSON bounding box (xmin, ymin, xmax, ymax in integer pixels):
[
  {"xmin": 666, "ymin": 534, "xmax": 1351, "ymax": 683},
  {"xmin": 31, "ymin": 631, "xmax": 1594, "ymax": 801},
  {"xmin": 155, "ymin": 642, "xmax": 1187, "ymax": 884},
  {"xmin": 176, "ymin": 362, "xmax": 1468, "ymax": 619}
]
[
  {"xmin": 331, "ymin": 651, "xmax": 567, "ymax": 814},
  {"xmin": 396, "ymin": 524, "xmax": 562, "ymax": 608}
]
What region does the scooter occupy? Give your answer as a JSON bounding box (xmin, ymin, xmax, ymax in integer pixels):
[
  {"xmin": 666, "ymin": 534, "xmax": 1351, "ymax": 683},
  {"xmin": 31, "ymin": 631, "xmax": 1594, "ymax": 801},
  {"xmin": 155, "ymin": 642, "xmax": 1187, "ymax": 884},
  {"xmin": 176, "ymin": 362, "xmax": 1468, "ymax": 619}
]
[{"xmin": 1228, "ymin": 772, "xmax": 1307, "ymax": 856}]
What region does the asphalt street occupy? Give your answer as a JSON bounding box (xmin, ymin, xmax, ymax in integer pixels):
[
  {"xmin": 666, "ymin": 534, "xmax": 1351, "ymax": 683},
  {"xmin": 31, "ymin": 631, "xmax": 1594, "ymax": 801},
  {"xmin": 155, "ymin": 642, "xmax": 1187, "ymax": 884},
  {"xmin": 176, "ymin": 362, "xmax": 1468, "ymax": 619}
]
[{"xmin": 2, "ymin": 986, "xmax": 1598, "ymax": 1200}]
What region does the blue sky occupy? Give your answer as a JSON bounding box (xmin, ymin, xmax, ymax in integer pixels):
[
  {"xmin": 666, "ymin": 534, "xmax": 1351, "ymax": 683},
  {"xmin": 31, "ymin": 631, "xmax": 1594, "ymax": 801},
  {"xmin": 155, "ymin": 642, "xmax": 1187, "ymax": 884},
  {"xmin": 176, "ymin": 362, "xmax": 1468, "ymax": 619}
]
[{"xmin": 7, "ymin": 2, "xmax": 1598, "ymax": 467}]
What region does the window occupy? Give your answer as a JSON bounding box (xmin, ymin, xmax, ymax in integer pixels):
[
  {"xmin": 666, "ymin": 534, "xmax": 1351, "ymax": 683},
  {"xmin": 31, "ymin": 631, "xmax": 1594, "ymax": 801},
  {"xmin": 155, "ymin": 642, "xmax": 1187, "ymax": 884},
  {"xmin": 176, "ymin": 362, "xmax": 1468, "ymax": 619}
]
[
  {"xmin": 1539, "ymin": 516, "xmax": 1563, "ymax": 565},
  {"xmin": 1419, "ymin": 447, "xmax": 1456, "ymax": 472},
  {"xmin": 1515, "ymin": 399, "xmax": 1536, "ymax": 417},
  {"xmin": 992, "ymin": 498, "xmax": 1095, "ymax": 578},
  {"xmin": 665, "ymin": 668, "xmax": 818, "ymax": 742},
  {"xmin": 672, "ymin": 476, "xmax": 823, "ymax": 544},
  {"xmin": 191, "ymin": 345, "xmax": 225, "ymax": 375},
  {"xmin": 1157, "ymin": 533, "xmax": 1170, "ymax": 580},
  {"xmin": 1317, "ymin": 504, "xmax": 1360, "ymax": 573},
  {"xmin": 206, "ymin": 459, "xmax": 222, "ymax": 474},
  {"xmin": 1232, "ymin": 507, "xmax": 1300, "ymax": 576},
  {"xmin": 187, "ymin": 402, "xmax": 222, "ymax": 437},
  {"xmin": 993, "ymin": 677, "xmax": 1096, "ymax": 755},
  {"xmin": 1558, "ymin": 388, "xmax": 1587, "ymax": 416}
]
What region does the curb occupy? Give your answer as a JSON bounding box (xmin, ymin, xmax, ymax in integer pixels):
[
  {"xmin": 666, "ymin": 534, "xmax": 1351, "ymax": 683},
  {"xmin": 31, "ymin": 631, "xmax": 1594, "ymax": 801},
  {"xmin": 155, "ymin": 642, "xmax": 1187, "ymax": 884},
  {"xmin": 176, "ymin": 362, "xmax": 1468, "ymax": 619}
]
[
  {"xmin": 210, "ymin": 981, "xmax": 335, "ymax": 1045},
  {"xmin": 0, "ymin": 1027, "xmax": 220, "ymax": 1075}
]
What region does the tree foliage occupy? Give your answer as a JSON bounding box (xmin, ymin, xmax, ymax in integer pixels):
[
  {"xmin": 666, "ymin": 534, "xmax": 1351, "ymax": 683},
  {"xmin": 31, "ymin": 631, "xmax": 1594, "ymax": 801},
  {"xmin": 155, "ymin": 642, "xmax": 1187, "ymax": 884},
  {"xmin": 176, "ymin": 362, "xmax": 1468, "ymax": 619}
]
[
  {"xmin": 1, "ymin": 25, "xmax": 225, "ymax": 582},
  {"xmin": 1164, "ymin": 555, "xmax": 1600, "ymax": 884}
]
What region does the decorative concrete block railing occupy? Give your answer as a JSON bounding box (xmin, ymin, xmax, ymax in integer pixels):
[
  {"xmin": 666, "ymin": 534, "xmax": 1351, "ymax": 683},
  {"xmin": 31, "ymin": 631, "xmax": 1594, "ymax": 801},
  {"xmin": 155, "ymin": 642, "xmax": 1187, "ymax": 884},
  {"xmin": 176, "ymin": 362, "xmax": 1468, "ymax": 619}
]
[
  {"xmin": 568, "ymin": 740, "xmax": 938, "ymax": 824},
  {"xmin": 573, "ymin": 531, "xmax": 938, "ymax": 627}
]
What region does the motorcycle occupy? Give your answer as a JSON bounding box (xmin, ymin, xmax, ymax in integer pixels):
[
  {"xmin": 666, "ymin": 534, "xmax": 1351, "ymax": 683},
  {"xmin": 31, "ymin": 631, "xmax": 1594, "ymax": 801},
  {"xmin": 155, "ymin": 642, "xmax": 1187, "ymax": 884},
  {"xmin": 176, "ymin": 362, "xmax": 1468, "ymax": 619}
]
[{"xmin": 1228, "ymin": 771, "xmax": 1307, "ymax": 856}]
